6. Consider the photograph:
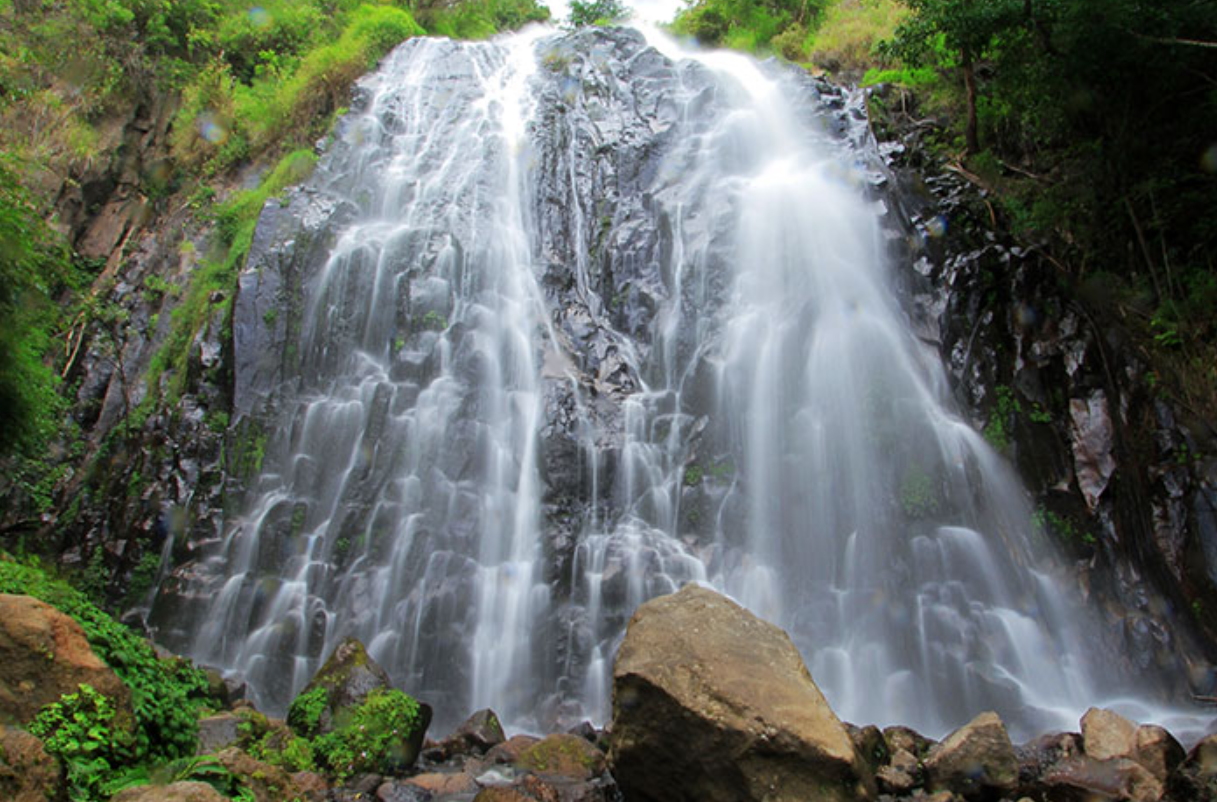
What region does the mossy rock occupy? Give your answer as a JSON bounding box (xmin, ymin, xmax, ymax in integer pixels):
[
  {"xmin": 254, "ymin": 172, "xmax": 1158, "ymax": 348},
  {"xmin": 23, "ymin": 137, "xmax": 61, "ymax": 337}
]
[
  {"xmin": 518, "ymin": 733, "xmax": 606, "ymax": 781},
  {"xmin": 288, "ymin": 637, "xmax": 390, "ymax": 737}
]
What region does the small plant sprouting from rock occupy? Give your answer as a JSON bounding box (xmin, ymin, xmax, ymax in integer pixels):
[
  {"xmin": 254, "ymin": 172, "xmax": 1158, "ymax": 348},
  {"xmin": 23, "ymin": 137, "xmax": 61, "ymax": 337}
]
[
  {"xmin": 287, "ymin": 685, "xmax": 329, "ymax": 739},
  {"xmin": 899, "ymin": 464, "xmax": 939, "ymax": 519}
]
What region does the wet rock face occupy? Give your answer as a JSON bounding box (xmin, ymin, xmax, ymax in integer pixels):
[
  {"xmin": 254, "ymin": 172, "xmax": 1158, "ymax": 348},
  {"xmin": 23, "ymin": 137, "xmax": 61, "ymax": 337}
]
[{"xmin": 870, "ymin": 82, "xmax": 1217, "ymax": 691}]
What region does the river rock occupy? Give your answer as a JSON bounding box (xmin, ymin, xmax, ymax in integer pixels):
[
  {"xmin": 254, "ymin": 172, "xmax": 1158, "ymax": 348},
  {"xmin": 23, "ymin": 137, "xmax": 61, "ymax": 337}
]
[
  {"xmin": 437, "ymin": 708, "xmax": 506, "ymax": 758},
  {"xmin": 1080, "ymin": 707, "xmax": 1137, "ymax": 761},
  {"xmin": 517, "ymin": 733, "xmax": 606, "ymax": 781},
  {"xmin": 0, "ymin": 593, "xmax": 132, "ymax": 726},
  {"xmin": 1043, "ymin": 756, "xmax": 1164, "ymax": 802},
  {"xmin": 111, "ymin": 781, "xmax": 228, "ymax": 802},
  {"xmin": 924, "ymin": 711, "xmax": 1018, "ymax": 800},
  {"xmin": 1167, "ymin": 733, "xmax": 1217, "ymax": 801},
  {"xmin": 608, "ymin": 584, "xmax": 875, "ymax": 802},
  {"xmin": 214, "ymin": 746, "xmax": 307, "ymax": 802},
  {"xmin": 1133, "ymin": 724, "xmax": 1185, "ymax": 782},
  {"xmin": 196, "ymin": 712, "xmax": 243, "ymax": 754},
  {"xmin": 0, "ymin": 724, "xmax": 62, "ymax": 802}
]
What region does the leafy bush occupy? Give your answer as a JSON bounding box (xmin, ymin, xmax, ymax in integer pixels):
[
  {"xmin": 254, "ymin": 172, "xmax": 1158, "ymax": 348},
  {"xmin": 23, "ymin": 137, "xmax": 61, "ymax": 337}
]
[
  {"xmin": 313, "ymin": 689, "xmax": 424, "ymax": 779},
  {"xmin": 673, "ymin": 0, "xmax": 828, "ymax": 54},
  {"xmin": 286, "ymin": 685, "xmax": 329, "ymax": 739},
  {"xmin": 0, "ymin": 558, "xmax": 212, "ymax": 764},
  {"xmin": 28, "ymin": 684, "xmax": 134, "ymax": 802},
  {"xmin": 568, "ymin": 0, "xmax": 629, "ymax": 27}
]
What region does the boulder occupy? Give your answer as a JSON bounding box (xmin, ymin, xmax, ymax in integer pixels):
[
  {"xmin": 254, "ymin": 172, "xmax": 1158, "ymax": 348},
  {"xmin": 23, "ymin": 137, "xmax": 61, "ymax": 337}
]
[
  {"xmin": 407, "ymin": 771, "xmax": 478, "ymax": 796},
  {"xmin": 924, "ymin": 711, "xmax": 1018, "ymax": 800},
  {"xmin": 290, "ymin": 637, "xmax": 390, "ymax": 736},
  {"xmin": 486, "ymin": 734, "xmax": 542, "ymax": 764},
  {"xmin": 196, "ymin": 712, "xmax": 243, "ymax": 754},
  {"xmin": 214, "ymin": 747, "xmax": 308, "ymax": 802},
  {"xmin": 0, "ymin": 594, "xmax": 132, "ymax": 726},
  {"xmin": 517, "ymin": 733, "xmax": 606, "ymax": 781},
  {"xmin": 1132, "ymin": 724, "xmax": 1184, "ymax": 782},
  {"xmin": 1166, "ymin": 734, "xmax": 1217, "ymax": 801},
  {"xmin": 110, "ymin": 781, "xmax": 228, "ymax": 802},
  {"xmin": 1080, "ymin": 707, "xmax": 1137, "ymax": 761},
  {"xmin": 377, "ymin": 780, "xmax": 434, "ymax": 801},
  {"xmin": 437, "ymin": 708, "xmax": 506, "ymax": 758},
  {"xmin": 0, "ymin": 724, "xmax": 62, "ymax": 802},
  {"xmin": 608, "ymin": 584, "xmax": 874, "ymax": 802},
  {"xmin": 1043, "ymin": 756, "xmax": 1164, "ymax": 802},
  {"xmin": 876, "ymin": 748, "xmax": 921, "ymax": 795}
]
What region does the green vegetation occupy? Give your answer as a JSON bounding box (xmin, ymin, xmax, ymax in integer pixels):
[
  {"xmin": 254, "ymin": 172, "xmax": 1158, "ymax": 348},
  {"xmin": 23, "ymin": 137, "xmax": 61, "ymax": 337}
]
[
  {"xmin": 29, "ymin": 684, "xmax": 133, "ymax": 802},
  {"xmin": 0, "ymin": 0, "xmax": 548, "ymax": 471},
  {"xmin": 0, "ymin": 157, "xmax": 77, "ymax": 457},
  {"xmin": 286, "ymin": 685, "xmax": 329, "ymax": 739},
  {"xmin": 898, "ymin": 463, "xmax": 939, "ymax": 519},
  {"xmin": 568, "ymin": 0, "xmax": 628, "ymax": 27},
  {"xmin": 673, "ymin": 0, "xmax": 904, "ymax": 72},
  {"xmin": 1032, "ymin": 506, "xmax": 1096, "ymax": 547},
  {"xmin": 880, "ymin": 0, "xmax": 1217, "ymax": 411},
  {"xmin": 982, "ymin": 385, "xmax": 1020, "ymax": 452},
  {"xmin": 0, "ymin": 556, "xmax": 217, "ymax": 801},
  {"xmin": 312, "ymin": 688, "xmax": 424, "ymax": 778},
  {"xmin": 0, "ymin": 558, "xmax": 212, "ymax": 763}
]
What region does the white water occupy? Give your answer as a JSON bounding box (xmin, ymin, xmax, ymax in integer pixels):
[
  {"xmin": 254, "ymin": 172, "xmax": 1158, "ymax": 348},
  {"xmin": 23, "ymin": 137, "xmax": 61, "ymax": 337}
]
[{"xmin": 179, "ymin": 15, "xmax": 1203, "ymax": 741}]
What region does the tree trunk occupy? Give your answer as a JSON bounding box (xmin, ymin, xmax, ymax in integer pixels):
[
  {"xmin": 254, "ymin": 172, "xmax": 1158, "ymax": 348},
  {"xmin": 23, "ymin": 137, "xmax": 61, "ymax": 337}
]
[{"xmin": 962, "ymin": 53, "xmax": 980, "ymax": 155}]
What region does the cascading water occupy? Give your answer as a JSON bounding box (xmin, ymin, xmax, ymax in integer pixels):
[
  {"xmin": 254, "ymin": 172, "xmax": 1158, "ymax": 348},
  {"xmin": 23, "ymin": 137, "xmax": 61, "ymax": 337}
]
[{"xmin": 158, "ymin": 14, "xmax": 1199, "ymax": 739}]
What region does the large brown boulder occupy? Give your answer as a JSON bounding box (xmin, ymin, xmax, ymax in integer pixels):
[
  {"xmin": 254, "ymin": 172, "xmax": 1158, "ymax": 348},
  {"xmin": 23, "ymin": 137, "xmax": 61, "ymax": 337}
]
[
  {"xmin": 0, "ymin": 724, "xmax": 62, "ymax": 802},
  {"xmin": 0, "ymin": 594, "xmax": 132, "ymax": 725},
  {"xmin": 608, "ymin": 584, "xmax": 875, "ymax": 802}
]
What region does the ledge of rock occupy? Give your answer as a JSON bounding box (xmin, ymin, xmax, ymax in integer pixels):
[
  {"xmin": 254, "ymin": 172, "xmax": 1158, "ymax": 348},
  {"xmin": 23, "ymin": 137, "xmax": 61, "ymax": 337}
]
[{"xmin": 608, "ymin": 584, "xmax": 875, "ymax": 802}]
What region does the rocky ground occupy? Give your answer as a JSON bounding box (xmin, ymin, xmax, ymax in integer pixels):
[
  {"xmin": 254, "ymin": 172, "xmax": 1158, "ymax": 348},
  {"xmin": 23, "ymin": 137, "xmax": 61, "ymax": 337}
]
[{"xmin": 4, "ymin": 583, "xmax": 1216, "ymax": 802}]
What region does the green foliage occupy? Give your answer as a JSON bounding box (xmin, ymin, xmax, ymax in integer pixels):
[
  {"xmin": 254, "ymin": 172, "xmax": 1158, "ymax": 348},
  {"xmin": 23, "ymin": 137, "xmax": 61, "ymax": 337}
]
[
  {"xmin": 312, "ymin": 688, "xmax": 423, "ymax": 779},
  {"xmin": 287, "ymin": 685, "xmax": 329, "ymax": 739},
  {"xmin": 423, "ymin": 0, "xmax": 549, "ymax": 39},
  {"xmin": 29, "ymin": 684, "xmax": 133, "ymax": 802},
  {"xmin": 568, "ymin": 0, "xmax": 628, "ymax": 27},
  {"xmin": 674, "ymin": 0, "xmax": 828, "ymax": 55},
  {"xmin": 899, "ymin": 463, "xmax": 939, "ymax": 519},
  {"xmin": 0, "ymin": 156, "xmax": 76, "ymax": 456},
  {"xmin": 101, "ymin": 755, "xmax": 257, "ymax": 801},
  {"xmin": 1033, "ymin": 507, "xmax": 1096, "ymax": 547},
  {"xmin": 983, "ymin": 384, "xmax": 1020, "ymax": 452},
  {"xmin": 419, "ymin": 310, "xmax": 448, "ymax": 331},
  {"xmin": 0, "ymin": 558, "xmax": 211, "ymax": 765},
  {"xmin": 683, "ymin": 463, "xmax": 703, "ymax": 487},
  {"xmin": 808, "ymin": 0, "xmax": 906, "ymax": 73}
]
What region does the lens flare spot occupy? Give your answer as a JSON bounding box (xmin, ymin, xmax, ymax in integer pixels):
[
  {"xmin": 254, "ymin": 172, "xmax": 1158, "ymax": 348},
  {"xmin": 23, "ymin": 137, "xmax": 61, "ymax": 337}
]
[
  {"xmin": 1201, "ymin": 144, "xmax": 1217, "ymax": 173},
  {"xmin": 249, "ymin": 6, "xmax": 272, "ymax": 29},
  {"xmin": 1015, "ymin": 303, "xmax": 1037, "ymax": 328},
  {"xmin": 197, "ymin": 112, "xmax": 228, "ymax": 144},
  {"xmin": 925, "ymin": 215, "xmax": 948, "ymax": 239}
]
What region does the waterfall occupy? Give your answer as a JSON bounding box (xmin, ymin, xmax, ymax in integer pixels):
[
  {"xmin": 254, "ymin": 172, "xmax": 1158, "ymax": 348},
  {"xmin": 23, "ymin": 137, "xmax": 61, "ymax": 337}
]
[{"xmin": 162, "ymin": 19, "xmax": 1197, "ymax": 740}]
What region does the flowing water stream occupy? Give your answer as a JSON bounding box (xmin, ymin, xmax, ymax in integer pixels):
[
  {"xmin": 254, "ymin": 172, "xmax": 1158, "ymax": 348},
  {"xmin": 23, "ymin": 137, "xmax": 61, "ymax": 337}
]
[{"xmin": 166, "ymin": 13, "xmax": 1198, "ymax": 740}]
